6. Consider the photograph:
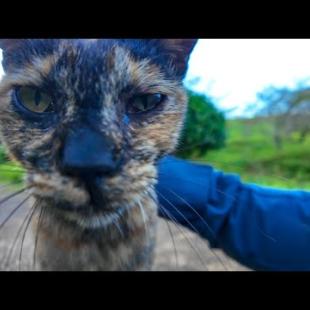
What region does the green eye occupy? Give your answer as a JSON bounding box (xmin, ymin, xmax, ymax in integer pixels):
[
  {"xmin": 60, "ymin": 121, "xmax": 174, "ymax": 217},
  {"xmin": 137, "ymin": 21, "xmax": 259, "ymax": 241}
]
[
  {"xmin": 16, "ymin": 87, "xmax": 54, "ymax": 114},
  {"xmin": 128, "ymin": 94, "xmax": 165, "ymax": 114}
]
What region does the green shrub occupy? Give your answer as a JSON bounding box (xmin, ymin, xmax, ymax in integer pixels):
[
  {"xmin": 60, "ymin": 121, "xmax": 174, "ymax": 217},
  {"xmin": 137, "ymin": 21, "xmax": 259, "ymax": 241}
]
[
  {"xmin": 0, "ymin": 144, "xmax": 9, "ymax": 164},
  {"xmin": 0, "ymin": 144, "xmax": 24, "ymax": 184},
  {"xmin": 176, "ymin": 90, "xmax": 226, "ymax": 157}
]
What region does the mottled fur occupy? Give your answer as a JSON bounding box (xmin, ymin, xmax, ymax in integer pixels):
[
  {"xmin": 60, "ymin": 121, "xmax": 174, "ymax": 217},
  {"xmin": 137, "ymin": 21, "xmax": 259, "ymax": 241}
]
[{"xmin": 0, "ymin": 39, "xmax": 197, "ymax": 271}]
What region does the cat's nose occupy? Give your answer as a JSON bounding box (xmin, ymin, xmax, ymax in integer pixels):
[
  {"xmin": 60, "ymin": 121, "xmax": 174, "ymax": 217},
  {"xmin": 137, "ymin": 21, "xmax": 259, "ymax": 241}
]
[{"xmin": 59, "ymin": 126, "xmax": 122, "ymax": 179}]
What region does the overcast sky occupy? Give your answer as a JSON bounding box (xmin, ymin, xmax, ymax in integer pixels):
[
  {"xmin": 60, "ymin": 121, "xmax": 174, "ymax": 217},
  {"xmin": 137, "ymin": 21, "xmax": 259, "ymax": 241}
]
[
  {"xmin": 185, "ymin": 39, "xmax": 310, "ymax": 117},
  {"xmin": 2, "ymin": 39, "xmax": 310, "ymax": 118}
]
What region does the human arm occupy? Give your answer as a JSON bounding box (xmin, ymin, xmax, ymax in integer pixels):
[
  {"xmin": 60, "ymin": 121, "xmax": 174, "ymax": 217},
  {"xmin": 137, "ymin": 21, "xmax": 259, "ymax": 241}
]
[{"xmin": 156, "ymin": 156, "xmax": 310, "ymax": 271}]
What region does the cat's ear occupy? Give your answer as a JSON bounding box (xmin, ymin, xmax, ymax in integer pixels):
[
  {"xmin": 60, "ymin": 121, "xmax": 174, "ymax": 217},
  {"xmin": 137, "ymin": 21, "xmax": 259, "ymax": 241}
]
[
  {"xmin": 157, "ymin": 39, "xmax": 198, "ymax": 77},
  {"xmin": 0, "ymin": 39, "xmax": 25, "ymax": 53},
  {"xmin": 0, "ymin": 40, "xmax": 33, "ymax": 73}
]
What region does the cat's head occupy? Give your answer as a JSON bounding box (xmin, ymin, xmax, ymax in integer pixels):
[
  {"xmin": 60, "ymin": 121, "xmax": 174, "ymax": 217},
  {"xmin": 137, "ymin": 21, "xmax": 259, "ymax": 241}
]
[{"xmin": 0, "ymin": 39, "xmax": 197, "ymax": 228}]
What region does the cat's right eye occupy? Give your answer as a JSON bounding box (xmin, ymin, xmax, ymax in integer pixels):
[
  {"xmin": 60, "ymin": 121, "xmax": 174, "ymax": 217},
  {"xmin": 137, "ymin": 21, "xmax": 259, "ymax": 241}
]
[{"xmin": 14, "ymin": 86, "xmax": 55, "ymax": 114}]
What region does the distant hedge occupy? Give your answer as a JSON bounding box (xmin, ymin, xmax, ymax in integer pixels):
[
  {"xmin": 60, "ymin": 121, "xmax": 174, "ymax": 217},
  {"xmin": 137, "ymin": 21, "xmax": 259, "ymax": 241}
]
[
  {"xmin": 0, "ymin": 144, "xmax": 9, "ymax": 164},
  {"xmin": 176, "ymin": 90, "xmax": 226, "ymax": 157}
]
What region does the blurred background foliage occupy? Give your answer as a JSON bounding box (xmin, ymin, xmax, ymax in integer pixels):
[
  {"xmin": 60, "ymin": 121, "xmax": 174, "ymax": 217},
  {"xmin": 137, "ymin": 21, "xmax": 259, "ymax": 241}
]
[
  {"xmin": 0, "ymin": 145, "xmax": 24, "ymax": 184},
  {"xmin": 0, "ymin": 85, "xmax": 309, "ymax": 190},
  {"xmin": 174, "ymin": 84, "xmax": 310, "ymax": 190},
  {"xmin": 177, "ymin": 90, "xmax": 226, "ymax": 157}
]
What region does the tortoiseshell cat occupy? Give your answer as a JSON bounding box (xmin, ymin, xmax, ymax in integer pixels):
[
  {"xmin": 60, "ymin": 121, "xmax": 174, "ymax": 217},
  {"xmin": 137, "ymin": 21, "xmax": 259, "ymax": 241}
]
[{"xmin": 0, "ymin": 39, "xmax": 197, "ymax": 271}]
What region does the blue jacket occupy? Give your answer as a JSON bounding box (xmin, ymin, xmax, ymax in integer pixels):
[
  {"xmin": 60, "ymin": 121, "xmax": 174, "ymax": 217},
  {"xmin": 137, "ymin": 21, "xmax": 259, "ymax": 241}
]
[{"xmin": 156, "ymin": 156, "xmax": 310, "ymax": 271}]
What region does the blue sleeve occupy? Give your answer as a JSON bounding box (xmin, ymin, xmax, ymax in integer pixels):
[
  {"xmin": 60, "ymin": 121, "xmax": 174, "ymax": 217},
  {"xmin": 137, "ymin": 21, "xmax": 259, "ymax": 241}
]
[{"xmin": 156, "ymin": 155, "xmax": 310, "ymax": 271}]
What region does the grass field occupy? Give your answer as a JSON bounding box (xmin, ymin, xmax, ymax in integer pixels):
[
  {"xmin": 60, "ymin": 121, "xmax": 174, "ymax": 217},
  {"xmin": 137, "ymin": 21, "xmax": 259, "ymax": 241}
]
[
  {"xmin": 0, "ymin": 162, "xmax": 24, "ymax": 184},
  {"xmin": 188, "ymin": 118, "xmax": 310, "ymax": 190},
  {"xmin": 0, "ymin": 117, "xmax": 309, "ymax": 190}
]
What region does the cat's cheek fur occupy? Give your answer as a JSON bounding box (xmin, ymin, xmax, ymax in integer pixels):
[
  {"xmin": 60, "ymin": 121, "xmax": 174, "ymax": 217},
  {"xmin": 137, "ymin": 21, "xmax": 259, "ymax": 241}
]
[
  {"xmin": 27, "ymin": 173, "xmax": 90, "ymax": 207},
  {"xmin": 130, "ymin": 91, "xmax": 188, "ymax": 159}
]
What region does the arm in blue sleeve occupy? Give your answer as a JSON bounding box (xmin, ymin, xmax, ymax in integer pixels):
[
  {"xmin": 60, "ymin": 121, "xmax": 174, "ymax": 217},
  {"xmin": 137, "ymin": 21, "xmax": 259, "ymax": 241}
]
[{"xmin": 156, "ymin": 155, "xmax": 310, "ymax": 271}]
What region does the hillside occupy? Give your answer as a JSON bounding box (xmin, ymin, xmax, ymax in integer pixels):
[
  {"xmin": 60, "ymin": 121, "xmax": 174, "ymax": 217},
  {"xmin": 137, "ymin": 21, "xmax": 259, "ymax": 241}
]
[{"xmin": 189, "ymin": 118, "xmax": 310, "ymax": 190}]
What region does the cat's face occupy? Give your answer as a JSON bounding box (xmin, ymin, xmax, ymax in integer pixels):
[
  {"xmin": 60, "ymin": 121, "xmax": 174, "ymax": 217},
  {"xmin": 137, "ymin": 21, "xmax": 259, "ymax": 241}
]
[{"xmin": 0, "ymin": 39, "xmax": 197, "ymax": 228}]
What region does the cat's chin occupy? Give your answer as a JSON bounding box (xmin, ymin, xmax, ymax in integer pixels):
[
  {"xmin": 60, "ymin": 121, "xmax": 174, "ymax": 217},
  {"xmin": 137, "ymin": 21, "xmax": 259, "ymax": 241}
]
[
  {"xmin": 57, "ymin": 205, "xmax": 129, "ymax": 230},
  {"xmin": 36, "ymin": 197, "xmax": 127, "ymax": 230}
]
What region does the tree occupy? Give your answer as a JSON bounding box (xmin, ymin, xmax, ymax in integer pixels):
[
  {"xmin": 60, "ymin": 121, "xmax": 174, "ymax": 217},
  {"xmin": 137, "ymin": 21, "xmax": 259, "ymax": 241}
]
[
  {"xmin": 176, "ymin": 90, "xmax": 226, "ymax": 157},
  {"xmin": 256, "ymin": 83, "xmax": 310, "ymax": 149}
]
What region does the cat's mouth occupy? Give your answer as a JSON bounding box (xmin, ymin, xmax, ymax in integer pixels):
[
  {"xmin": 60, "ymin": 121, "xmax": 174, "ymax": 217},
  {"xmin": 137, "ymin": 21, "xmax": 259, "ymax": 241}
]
[
  {"xmin": 82, "ymin": 177, "xmax": 108, "ymax": 209},
  {"xmin": 28, "ymin": 175, "xmax": 127, "ymax": 229},
  {"xmin": 54, "ymin": 202, "xmax": 129, "ymax": 230},
  {"xmin": 27, "ymin": 172, "xmax": 107, "ymax": 212}
]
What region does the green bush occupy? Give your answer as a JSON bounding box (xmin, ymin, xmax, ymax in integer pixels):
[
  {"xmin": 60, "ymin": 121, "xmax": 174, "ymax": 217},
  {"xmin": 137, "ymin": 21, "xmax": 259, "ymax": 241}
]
[
  {"xmin": 0, "ymin": 144, "xmax": 25, "ymax": 184},
  {"xmin": 0, "ymin": 144, "xmax": 9, "ymax": 164},
  {"xmin": 176, "ymin": 90, "xmax": 226, "ymax": 157}
]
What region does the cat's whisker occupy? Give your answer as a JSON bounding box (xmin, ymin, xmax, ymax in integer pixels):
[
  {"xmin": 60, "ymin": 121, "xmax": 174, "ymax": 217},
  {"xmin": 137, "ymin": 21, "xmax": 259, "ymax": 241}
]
[
  {"xmin": 0, "ymin": 194, "xmax": 31, "ymax": 231},
  {"xmin": 113, "ymin": 221, "xmax": 125, "ymax": 239},
  {"xmin": 158, "ymin": 171, "xmax": 239, "ymax": 201},
  {"xmin": 3, "ymin": 200, "xmax": 36, "ymax": 269},
  {"xmin": 164, "ymin": 188, "xmax": 229, "ymax": 271},
  {"xmin": 159, "ymin": 204, "xmax": 208, "ymax": 271},
  {"xmin": 164, "ymin": 187, "xmax": 216, "ymax": 237},
  {"xmin": 143, "ymin": 187, "xmax": 179, "ymax": 268},
  {"xmin": 214, "ymin": 188, "xmax": 237, "ymax": 202},
  {"xmin": 0, "ymin": 186, "xmax": 31, "ymax": 206},
  {"xmin": 157, "ymin": 172, "xmax": 209, "ymax": 188},
  {"xmin": 157, "ymin": 190, "xmax": 228, "ymax": 271},
  {"xmin": 146, "ymin": 179, "xmax": 230, "ymax": 270},
  {"xmin": 157, "ymin": 190, "xmax": 200, "ymax": 233},
  {"xmin": 142, "ymin": 188, "xmax": 179, "ymax": 269},
  {"xmin": 18, "ymin": 201, "xmax": 38, "ymax": 271},
  {"xmin": 137, "ymin": 199, "xmax": 148, "ymax": 239},
  {"xmin": 255, "ymin": 223, "xmax": 277, "ymax": 243},
  {"xmin": 145, "ymin": 188, "xmax": 208, "ymax": 270},
  {"xmin": 33, "ymin": 204, "xmax": 45, "ymax": 270},
  {"xmin": 159, "ymin": 164, "xmax": 279, "ymax": 269},
  {"xmin": 163, "ymin": 215, "xmax": 179, "ymax": 269}
]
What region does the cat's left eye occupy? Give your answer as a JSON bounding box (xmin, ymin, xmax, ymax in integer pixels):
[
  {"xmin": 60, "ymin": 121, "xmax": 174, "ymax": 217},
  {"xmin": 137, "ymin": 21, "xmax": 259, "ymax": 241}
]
[
  {"xmin": 15, "ymin": 87, "xmax": 55, "ymax": 114},
  {"xmin": 127, "ymin": 94, "xmax": 165, "ymax": 114}
]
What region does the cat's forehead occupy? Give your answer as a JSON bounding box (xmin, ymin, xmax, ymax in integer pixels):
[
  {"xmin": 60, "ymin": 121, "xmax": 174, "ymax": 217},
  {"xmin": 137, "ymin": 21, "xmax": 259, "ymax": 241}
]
[
  {"xmin": 54, "ymin": 40, "xmax": 175, "ymax": 100},
  {"xmin": 3, "ymin": 39, "xmax": 170, "ymax": 74},
  {"xmin": 1, "ymin": 39, "xmax": 177, "ymax": 92},
  {"xmin": 1, "ymin": 39, "xmax": 198, "ymax": 85}
]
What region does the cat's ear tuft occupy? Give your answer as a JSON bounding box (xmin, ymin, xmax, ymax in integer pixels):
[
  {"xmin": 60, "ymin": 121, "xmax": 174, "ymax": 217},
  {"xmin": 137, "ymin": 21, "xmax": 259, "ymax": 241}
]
[
  {"xmin": 157, "ymin": 39, "xmax": 198, "ymax": 77},
  {"xmin": 0, "ymin": 39, "xmax": 25, "ymax": 53}
]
